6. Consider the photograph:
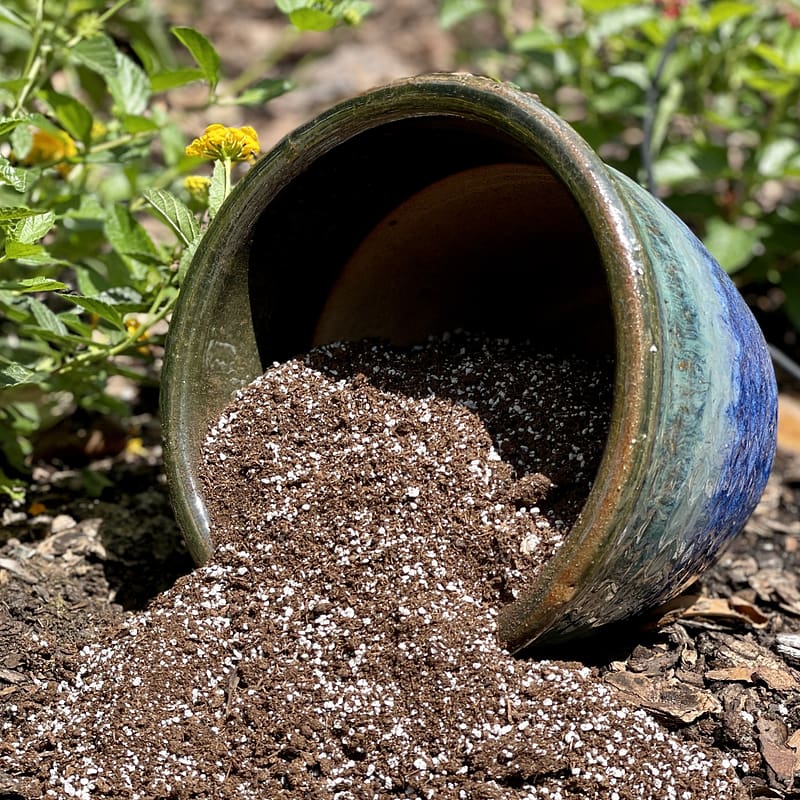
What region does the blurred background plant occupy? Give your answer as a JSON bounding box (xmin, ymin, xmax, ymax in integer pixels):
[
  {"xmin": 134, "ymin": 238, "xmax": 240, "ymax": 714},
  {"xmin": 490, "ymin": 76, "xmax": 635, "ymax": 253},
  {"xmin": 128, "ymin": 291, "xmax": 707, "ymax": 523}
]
[
  {"xmin": 3, "ymin": 0, "xmax": 799, "ymax": 502},
  {"xmin": 441, "ymin": 0, "xmax": 800, "ymax": 348},
  {"xmin": 0, "ymin": 0, "xmax": 368, "ymax": 500}
]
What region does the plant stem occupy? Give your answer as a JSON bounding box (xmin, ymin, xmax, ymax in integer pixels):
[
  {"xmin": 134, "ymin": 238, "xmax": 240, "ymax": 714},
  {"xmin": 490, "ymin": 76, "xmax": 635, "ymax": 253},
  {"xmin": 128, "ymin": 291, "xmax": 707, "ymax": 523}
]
[
  {"xmin": 222, "ymin": 158, "xmax": 232, "ymax": 200},
  {"xmin": 641, "ymin": 30, "xmax": 679, "ymax": 195},
  {"xmin": 12, "ymin": 0, "xmax": 46, "ymax": 115},
  {"xmin": 64, "ymin": 0, "xmax": 135, "ymax": 48}
]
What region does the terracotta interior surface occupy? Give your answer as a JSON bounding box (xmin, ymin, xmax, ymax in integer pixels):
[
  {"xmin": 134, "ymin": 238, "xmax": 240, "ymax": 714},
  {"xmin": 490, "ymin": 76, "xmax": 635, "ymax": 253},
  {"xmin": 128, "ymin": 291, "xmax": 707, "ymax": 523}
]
[
  {"xmin": 248, "ymin": 116, "xmax": 614, "ymax": 364},
  {"xmin": 313, "ymin": 162, "xmax": 606, "ymax": 348}
]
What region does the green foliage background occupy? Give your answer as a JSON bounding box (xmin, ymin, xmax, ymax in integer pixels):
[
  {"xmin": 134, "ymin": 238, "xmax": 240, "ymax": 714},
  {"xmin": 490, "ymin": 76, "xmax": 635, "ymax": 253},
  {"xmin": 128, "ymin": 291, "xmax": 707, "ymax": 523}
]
[
  {"xmin": 1, "ymin": 0, "xmax": 799, "ymax": 501},
  {"xmin": 442, "ymin": 0, "xmax": 800, "ymax": 311},
  {"xmin": 0, "ymin": 0, "xmax": 367, "ymax": 500}
]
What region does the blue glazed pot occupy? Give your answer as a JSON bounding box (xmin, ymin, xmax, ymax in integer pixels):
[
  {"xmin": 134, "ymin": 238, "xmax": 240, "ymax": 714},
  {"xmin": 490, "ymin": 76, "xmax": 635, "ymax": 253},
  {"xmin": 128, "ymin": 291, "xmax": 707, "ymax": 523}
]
[{"xmin": 161, "ymin": 73, "xmax": 777, "ymax": 651}]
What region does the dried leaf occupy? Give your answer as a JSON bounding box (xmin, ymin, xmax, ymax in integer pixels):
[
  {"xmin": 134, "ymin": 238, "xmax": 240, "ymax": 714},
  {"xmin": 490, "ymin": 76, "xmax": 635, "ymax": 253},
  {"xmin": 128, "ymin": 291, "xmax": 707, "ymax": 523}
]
[
  {"xmin": 729, "ymin": 596, "xmax": 772, "ymax": 627},
  {"xmin": 707, "ymin": 631, "xmax": 777, "ymax": 668},
  {"xmin": 675, "ymin": 595, "xmax": 769, "ymax": 628}
]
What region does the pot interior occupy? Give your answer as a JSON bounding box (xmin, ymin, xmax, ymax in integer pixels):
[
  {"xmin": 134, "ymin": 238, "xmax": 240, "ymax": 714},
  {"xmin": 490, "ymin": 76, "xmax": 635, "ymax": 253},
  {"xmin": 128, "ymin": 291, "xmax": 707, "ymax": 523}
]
[{"xmin": 248, "ymin": 116, "xmax": 614, "ymax": 361}]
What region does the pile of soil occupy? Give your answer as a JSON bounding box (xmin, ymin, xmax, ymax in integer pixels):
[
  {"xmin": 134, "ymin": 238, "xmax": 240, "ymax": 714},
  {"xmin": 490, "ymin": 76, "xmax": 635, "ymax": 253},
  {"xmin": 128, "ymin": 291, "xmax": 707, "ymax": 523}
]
[{"xmin": 0, "ymin": 333, "xmax": 746, "ymax": 799}]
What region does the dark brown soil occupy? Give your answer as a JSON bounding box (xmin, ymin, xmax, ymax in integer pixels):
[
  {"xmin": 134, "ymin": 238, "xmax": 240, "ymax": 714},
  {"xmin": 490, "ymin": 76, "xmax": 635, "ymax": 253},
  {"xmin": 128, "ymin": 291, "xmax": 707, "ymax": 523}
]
[
  {"xmin": 0, "ymin": 334, "xmax": 749, "ymax": 798},
  {"xmin": 1, "ymin": 333, "xmax": 799, "ymax": 797}
]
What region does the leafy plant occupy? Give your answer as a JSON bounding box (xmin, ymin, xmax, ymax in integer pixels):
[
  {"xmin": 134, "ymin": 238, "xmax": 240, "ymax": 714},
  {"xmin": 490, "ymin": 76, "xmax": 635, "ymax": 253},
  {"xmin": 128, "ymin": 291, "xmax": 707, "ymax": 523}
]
[
  {"xmin": 0, "ymin": 0, "xmax": 367, "ymax": 500},
  {"xmin": 442, "ymin": 0, "xmax": 800, "ymax": 323}
]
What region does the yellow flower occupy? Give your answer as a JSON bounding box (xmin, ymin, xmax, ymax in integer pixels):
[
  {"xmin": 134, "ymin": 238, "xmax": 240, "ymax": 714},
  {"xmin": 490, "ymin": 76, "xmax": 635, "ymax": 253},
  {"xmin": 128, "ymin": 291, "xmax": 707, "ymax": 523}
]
[
  {"xmin": 124, "ymin": 317, "xmax": 151, "ymax": 355},
  {"xmin": 125, "ymin": 317, "xmax": 145, "ymax": 338},
  {"xmin": 91, "ymin": 120, "xmax": 107, "ymax": 141},
  {"xmin": 24, "ymin": 128, "xmax": 77, "ymax": 176},
  {"xmin": 184, "ymin": 124, "xmax": 260, "ymax": 163},
  {"xmin": 183, "ymin": 174, "xmax": 211, "ymax": 204},
  {"xmin": 124, "ymin": 436, "xmax": 146, "ymax": 456}
]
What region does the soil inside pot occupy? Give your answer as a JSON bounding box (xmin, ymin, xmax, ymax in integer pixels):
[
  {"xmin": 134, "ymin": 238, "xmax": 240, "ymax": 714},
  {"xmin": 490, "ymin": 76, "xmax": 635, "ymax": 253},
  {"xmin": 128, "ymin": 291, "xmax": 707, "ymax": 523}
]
[{"xmin": 1, "ymin": 332, "xmax": 744, "ymax": 799}]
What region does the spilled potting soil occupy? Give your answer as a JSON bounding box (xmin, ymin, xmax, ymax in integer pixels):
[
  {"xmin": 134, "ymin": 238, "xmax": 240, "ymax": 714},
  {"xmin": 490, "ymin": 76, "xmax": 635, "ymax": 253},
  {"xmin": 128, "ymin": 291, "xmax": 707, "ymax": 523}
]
[{"xmin": 1, "ymin": 332, "xmax": 744, "ymax": 798}]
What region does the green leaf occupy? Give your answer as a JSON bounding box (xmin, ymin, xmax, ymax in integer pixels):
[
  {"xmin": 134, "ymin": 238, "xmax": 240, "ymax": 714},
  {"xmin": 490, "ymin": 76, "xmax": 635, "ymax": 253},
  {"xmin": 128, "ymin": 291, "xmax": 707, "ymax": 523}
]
[
  {"xmin": 42, "ymin": 91, "xmax": 93, "ymax": 144},
  {"xmin": 742, "ymin": 71, "xmax": 796, "ymax": 98},
  {"xmin": 0, "ymin": 117, "xmax": 29, "ymax": 138},
  {"xmin": 171, "ymin": 27, "xmax": 221, "ymax": 91},
  {"xmin": 653, "ymin": 146, "xmax": 702, "ymax": 187},
  {"xmin": 150, "ymin": 67, "xmax": 205, "ymax": 93},
  {"xmin": 587, "ymin": 5, "xmax": 657, "ymax": 42},
  {"xmin": 287, "ymin": 8, "xmax": 337, "ymax": 30},
  {"xmin": 0, "ymin": 362, "xmax": 39, "ymax": 387},
  {"xmin": 21, "ymin": 327, "xmax": 98, "ymax": 349},
  {"xmin": 0, "ymin": 79, "xmax": 27, "ymax": 96},
  {"xmin": 60, "ymin": 312, "xmax": 95, "ymax": 338},
  {"xmin": 439, "ymin": 0, "xmax": 487, "ymax": 28},
  {"xmin": 703, "ymin": 1, "xmax": 756, "ymax": 32},
  {"xmin": 12, "ymin": 211, "xmax": 55, "ymax": 244},
  {"xmin": 703, "ymin": 217, "xmax": 764, "ymax": 273},
  {"xmin": 63, "ymin": 294, "xmax": 124, "ymax": 327},
  {"xmin": 608, "ymin": 61, "xmax": 649, "ymax": 90},
  {"xmin": 105, "ymin": 205, "xmax": 161, "ymax": 263},
  {"xmin": 9, "ymin": 124, "xmax": 32, "ymax": 160},
  {"xmin": 0, "ymin": 474, "xmax": 25, "ymax": 501},
  {"xmin": 143, "ymin": 188, "xmax": 200, "ymax": 246},
  {"xmin": 177, "ymin": 235, "xmax": 200, "ymax": 284},
  {"xmin": 3, "ymin": 241, "xmax": 48, "ymax": 262},
  {"xmin": 158, "ymin": 122, "xmax": 186, "ymax": 167},
  {"xmin": 512, "ymin": 25, "xmax": 561, "ymax": 54},
  {"xmin": 579, "ymin": 0, "xmax": 641, "ymax": 11},
  {"xmin": 81, "ymin": 468, "xmax": 114, "ymax": 498},
  {"xmin": 0, "ymin": 5, "xmax": 29, "ymax": 28},
  {"xmin": 0, "ymin": 277, "xmax": 67, "ymax": 293},
  {"xmin": 208, "ymin": 159, "xmax": 226, "ymax": 218},
  {"xmin": 0, "ymin": 207, "xmax": 43, "ymax": 224},
  {"xmin": 650, "ymin": 80, "xmax": 684, "ymax": 162},
  {"xmin": 120, "ymin": 114, "xmax": 160, "ymax": 134},
  {"xmin": 26, "ymin": 296, "xmax": 68, "ymax": 336},
  {"xmin": 0, "ymin": 155, "xmax": 32, "ymax": 192},
  {"xmin": 107, "ymin": 52, "xmax": 150, "ymax": 115},
  {"xmin": 758, "ymin": 138, "xmax": 799, "ymax": 177},
  {"xmin": 275, "ymin": 0, "xmax": 369, "ymax": 28},
  {"xmin": 71, "ymin": 35, "xmax": 119, "ymax": 77},
  {"xmin": 232, "ymin": 78, "xmax": 294, "ymax": 107}
]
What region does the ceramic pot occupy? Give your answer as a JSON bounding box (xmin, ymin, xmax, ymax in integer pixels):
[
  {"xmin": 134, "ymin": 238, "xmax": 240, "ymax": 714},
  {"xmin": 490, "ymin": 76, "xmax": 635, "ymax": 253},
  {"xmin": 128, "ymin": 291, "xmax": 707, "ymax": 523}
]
[{"xmin": 161, "ymin": 73, "xmax": 777, "ymax": 651}]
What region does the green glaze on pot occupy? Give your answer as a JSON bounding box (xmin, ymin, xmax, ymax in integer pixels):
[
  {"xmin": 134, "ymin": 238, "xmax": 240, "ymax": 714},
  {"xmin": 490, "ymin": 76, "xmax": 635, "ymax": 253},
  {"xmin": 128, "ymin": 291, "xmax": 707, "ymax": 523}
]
[{"xmin": 161, "ymin": 73, "xmax": 776, "ymax": 650}]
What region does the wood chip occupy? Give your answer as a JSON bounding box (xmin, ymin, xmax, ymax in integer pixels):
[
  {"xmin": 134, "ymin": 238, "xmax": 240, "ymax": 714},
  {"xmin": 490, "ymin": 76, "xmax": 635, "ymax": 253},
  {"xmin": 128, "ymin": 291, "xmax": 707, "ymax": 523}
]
[
  {"xmin": 757, "ymin": 718, "xmax": 796, "ymax": 790},
  {"xmin": 0, "ymin": 557, "xmax": 38, "ymax": 585},
  {"xmin": 0, "ymin": 668, "xmax": 26, "ymax": 685},
  {"xmin": 605, "ymin": 671, "xmax": 721, "ymax": 724},
  {"xmin": 749, "ymin": 568, "xmax": 800, "ymax": 616},
  {"xmin": 776, "ymin": 633, "xmax": 800, "ymax": 667},
  {"xmin": 788, "ymin": 730, "xmax": 800, "ymax": 774},
  {"xmin": 705, "ymin": 667, "xmax": 755, "ymax": 683}
]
